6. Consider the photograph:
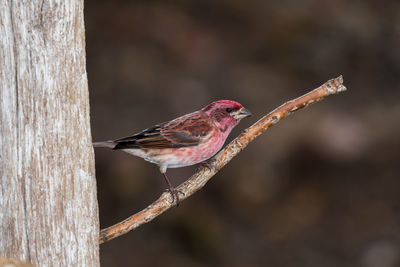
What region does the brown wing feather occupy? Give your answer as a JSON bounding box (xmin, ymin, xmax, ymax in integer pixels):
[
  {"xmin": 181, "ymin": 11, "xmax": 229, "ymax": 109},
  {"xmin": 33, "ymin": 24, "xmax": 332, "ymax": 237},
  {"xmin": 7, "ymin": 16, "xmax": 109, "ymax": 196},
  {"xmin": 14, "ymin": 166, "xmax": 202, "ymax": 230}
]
[
  {"xmin": 162, "ymin": 113, "xmax": 214, "ymax": 144},
  {"xmin": 113, "ymin": 112, "xmax": 214, "ymax": 150}
]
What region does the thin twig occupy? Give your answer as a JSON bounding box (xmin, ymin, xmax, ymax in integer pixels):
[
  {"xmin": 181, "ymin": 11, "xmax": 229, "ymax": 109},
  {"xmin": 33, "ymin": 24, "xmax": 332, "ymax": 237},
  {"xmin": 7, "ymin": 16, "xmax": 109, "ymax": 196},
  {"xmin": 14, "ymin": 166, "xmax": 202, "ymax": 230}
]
[{"xmin": 99, "ymin": 76, "xmax": 347, "ymax": 244}]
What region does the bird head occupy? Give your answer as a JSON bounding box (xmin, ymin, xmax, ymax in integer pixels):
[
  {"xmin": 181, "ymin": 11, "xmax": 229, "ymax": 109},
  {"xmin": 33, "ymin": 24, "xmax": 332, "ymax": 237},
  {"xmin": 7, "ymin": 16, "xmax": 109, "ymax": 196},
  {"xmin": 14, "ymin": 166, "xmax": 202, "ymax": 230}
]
[{"xmin": 202, "ymin": 100, "xmax": 252, "ymax": 133}]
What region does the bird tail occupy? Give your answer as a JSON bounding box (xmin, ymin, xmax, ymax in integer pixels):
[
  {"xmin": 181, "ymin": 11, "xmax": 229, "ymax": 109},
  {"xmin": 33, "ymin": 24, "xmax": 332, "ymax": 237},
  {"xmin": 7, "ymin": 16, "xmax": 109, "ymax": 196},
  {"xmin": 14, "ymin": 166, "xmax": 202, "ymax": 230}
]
[{"xmin": 92, "ymin": 141, "xmax": 116, "ymax": 149}]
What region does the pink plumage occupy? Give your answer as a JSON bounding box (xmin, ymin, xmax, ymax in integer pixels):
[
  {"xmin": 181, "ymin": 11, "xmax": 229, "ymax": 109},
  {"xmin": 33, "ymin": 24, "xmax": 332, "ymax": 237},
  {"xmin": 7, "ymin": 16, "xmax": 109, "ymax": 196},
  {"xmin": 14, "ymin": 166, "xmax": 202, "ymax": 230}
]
[{"xmin": 94, "ymin": 100, "xmax": 251, "ymax": 204}]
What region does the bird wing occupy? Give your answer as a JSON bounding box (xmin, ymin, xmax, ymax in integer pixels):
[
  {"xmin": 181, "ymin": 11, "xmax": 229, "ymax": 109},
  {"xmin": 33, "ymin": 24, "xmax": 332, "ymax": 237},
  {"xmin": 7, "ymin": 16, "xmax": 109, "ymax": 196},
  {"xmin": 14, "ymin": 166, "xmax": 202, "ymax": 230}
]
[{"xmin": 113, "ymin": 112, "xmax": 215, "ymax": 149}]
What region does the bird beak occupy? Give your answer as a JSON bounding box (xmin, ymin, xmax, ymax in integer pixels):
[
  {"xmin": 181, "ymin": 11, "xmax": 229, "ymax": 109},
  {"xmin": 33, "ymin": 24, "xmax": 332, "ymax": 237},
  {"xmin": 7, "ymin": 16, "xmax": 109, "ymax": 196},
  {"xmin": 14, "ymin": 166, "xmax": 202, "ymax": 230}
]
[{"xmin": 234, "ymin": 107, "xmax": 252, "ymax": 120}]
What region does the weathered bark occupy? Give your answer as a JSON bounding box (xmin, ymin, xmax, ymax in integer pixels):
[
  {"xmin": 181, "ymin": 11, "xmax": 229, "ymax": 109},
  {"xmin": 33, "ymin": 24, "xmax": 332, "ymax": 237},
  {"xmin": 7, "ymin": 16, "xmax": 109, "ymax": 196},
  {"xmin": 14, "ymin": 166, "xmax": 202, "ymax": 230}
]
[{"xmin": 0, "ymin": 1, "xmax": 99, "ymax": 266}]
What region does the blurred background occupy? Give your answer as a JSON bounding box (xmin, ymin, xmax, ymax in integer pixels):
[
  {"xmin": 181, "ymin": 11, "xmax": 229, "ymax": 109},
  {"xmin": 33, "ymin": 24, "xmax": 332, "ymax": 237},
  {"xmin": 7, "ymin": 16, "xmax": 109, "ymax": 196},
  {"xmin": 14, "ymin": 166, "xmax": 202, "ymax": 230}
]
[{"xmin": 86, "ymin": 0, "xmax": 400, "ymax": 266}]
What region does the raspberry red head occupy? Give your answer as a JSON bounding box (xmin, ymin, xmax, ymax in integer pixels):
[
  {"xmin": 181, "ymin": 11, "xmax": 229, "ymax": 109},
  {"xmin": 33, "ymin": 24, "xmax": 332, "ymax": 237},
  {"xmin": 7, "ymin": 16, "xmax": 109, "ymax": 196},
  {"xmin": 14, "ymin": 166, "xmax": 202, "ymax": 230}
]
[
  {"xmin": 202, "ymin": 100, "xmax": 243, "ymax": 112},
  {"xmin": 201, "ymin": 100, "xmax": 252, "ymax": 133}
]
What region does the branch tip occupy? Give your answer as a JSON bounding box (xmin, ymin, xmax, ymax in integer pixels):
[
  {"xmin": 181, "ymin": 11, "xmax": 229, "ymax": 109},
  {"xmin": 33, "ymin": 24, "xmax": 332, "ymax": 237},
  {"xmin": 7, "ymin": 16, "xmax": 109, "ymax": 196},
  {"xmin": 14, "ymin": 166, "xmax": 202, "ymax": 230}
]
[{"xmin": 326, "ymin": 75, "xmax": 347, "ymax": 94}]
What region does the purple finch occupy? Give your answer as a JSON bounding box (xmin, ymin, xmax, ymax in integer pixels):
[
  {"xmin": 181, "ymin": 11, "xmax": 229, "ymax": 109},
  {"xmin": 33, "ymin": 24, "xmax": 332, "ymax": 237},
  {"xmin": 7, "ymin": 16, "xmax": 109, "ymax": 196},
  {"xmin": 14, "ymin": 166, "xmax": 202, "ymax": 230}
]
[{"xmin": 93, "ymin": 100, "xmax": 251, "ymax": 204}]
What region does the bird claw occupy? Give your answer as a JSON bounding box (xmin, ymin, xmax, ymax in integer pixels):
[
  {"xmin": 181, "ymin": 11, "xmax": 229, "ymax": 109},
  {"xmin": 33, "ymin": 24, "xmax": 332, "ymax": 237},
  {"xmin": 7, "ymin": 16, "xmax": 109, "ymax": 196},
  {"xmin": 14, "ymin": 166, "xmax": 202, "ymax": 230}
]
[
  {"xmin": 197, "ymin": 160, "xmax": 220, "ymax": 172},
  {"xmin": 166, "ymin": 187, "xmax": 184, "ymax": 206}
]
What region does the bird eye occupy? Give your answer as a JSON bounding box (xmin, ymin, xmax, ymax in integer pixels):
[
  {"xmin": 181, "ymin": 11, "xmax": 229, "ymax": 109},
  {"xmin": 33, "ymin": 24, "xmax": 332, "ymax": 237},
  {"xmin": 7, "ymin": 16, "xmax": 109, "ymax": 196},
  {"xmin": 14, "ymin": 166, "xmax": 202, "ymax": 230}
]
[{"xmin": 226, "ymin": 108, "xmax": 233, "ymax": 113}]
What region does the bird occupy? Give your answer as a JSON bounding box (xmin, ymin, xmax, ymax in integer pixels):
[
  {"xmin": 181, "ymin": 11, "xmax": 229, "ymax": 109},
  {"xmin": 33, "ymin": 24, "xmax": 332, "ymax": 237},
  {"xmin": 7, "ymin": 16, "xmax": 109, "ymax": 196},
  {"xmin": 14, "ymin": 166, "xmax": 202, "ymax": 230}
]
[{"xmin": 93, "ymin": 100, "xmax": 252, "ymax": 205}]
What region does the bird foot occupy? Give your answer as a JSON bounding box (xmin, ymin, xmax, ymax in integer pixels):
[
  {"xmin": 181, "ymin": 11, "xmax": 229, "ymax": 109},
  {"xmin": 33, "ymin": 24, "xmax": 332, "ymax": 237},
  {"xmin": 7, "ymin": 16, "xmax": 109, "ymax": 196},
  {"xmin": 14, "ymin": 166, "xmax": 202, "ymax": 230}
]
[
  {"xmin": 197, "ymin": 160, "xmax": 220, "ymax": 172},
  {"xmin": 166, "ymin": 187, "xmax": 185, "ymax": 207}
]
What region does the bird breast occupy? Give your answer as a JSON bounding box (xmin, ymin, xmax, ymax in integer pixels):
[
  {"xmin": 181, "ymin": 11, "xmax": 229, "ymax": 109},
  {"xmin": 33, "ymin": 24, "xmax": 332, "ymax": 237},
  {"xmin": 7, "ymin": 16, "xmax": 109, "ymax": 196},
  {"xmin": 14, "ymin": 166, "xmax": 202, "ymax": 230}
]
[{"xmin": 123, "ymin": 130, "xmax": 227, "ymax": 169}]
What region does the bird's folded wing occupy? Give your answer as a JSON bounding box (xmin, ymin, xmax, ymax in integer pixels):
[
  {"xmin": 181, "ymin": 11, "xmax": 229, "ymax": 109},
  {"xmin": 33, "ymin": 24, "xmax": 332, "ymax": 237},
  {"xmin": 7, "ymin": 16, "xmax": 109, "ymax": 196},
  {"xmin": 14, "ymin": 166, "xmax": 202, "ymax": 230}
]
[{"xmin": 113, "ymin": 112, "xmax": 215, "ymax": 149}]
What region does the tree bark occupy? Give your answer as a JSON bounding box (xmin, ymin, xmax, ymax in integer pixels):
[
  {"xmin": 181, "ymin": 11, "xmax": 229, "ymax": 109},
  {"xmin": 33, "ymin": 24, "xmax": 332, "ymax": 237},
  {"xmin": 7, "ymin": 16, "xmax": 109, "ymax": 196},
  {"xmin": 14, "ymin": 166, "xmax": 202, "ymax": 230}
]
[{"xmin": 0, "ymin": 1, "xmax": 99, "ymax": 266}]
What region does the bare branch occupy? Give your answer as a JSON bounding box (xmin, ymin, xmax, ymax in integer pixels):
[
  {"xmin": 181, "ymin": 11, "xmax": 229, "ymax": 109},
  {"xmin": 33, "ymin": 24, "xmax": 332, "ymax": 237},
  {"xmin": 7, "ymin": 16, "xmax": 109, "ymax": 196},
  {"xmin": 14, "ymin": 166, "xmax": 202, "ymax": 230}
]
[{"xmin": 99, "ymin": 76, "xmax": 347, "ymax": 244}]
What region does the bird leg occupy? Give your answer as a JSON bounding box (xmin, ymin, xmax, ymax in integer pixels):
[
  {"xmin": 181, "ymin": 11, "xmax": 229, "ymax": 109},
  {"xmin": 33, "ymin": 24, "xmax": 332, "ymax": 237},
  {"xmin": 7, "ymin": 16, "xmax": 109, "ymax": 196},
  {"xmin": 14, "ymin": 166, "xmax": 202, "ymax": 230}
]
[{"xmin": 162, "ymin": 173, "xmax": 180, "ymax": 206}]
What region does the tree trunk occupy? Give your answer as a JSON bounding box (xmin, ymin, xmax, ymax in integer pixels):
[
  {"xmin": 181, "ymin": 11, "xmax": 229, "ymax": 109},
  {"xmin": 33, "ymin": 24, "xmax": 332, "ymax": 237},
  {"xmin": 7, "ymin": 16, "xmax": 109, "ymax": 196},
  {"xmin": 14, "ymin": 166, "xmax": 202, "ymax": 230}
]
[{"xmin": 0, "ymin": 1, "xmax": 99, "ymax": 266}]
